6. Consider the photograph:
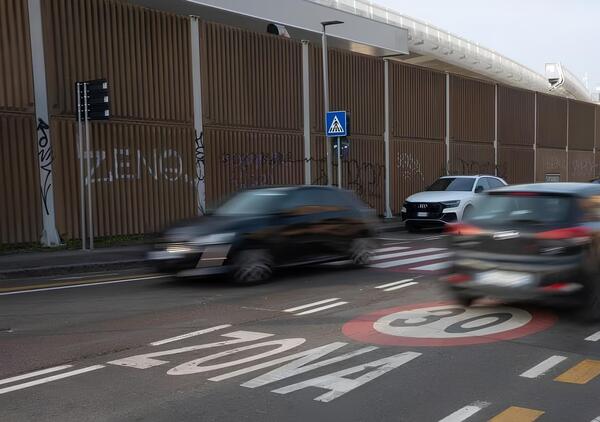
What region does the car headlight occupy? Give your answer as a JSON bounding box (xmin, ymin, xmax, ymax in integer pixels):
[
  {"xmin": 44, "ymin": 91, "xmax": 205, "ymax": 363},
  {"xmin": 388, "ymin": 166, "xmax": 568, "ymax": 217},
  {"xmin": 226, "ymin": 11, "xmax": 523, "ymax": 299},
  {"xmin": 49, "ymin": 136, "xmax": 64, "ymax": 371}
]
[
  {"xmin": 442, "ymin": 200, "xmax": 460, "ymax": 208},
  {"xmin": 191, "ymin": 232, "xmax": 236, "ymax": 245}
]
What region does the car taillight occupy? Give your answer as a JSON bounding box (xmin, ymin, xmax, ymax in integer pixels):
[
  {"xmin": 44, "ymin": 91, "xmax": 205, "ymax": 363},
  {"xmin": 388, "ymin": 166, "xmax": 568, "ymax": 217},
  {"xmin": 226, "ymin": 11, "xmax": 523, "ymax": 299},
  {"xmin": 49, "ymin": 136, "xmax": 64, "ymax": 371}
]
[
  {"xmin": 445, "ymin": 223, "xmax": 483, "ymax": 236},
  {"xmin": 443, "ymin": 273, "xmax": 471, "ymax": 284},
  {"xmin": 535, "ymin": 226, "xmax": 591, "ymax": 241}
]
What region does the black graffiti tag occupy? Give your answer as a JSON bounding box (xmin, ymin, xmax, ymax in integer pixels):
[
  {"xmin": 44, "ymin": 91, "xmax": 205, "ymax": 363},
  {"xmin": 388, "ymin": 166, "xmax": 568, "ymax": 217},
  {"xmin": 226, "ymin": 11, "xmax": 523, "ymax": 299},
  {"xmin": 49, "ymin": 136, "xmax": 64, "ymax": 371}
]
[{"xmin": 37, "ymin": 118, "xmax": 53, "ymax": 215}]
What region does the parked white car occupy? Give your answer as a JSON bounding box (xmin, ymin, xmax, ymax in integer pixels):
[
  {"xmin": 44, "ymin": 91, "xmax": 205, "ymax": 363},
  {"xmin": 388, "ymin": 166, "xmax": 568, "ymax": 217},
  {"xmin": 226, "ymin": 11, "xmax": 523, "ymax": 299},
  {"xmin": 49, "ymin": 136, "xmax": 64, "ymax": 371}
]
[{"xmin": 401, "ymin": 175, "xmax": 507, "ymax": 232}]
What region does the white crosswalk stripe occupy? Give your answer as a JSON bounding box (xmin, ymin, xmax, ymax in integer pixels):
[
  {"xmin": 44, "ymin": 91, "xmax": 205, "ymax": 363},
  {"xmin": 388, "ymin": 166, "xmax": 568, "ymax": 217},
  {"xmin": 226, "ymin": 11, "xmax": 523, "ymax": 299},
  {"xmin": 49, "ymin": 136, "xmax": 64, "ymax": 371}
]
[{"xmin": 371, "ymin": 252, "xmax": 452, "ymax": 269}]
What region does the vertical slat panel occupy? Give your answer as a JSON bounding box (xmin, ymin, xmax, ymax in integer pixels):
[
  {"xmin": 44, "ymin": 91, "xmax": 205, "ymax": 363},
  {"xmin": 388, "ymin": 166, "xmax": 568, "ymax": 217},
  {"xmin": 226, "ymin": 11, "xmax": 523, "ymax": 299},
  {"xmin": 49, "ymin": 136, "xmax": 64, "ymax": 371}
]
[
  {"xmin": 390, "ymin": 62, "xmax": 446, "ymax": 141},
  {"xmin": 0, "ymin": 0, "xmax": 35, "ymax": 113},
  {"xmin": 536, "ymin": 148, "xmax": 567, "ymax": 182},
  {"xmin": 537, "ymin": 93, "xmax": 568, "ymax": 149},
  {"xmin": 390, "ymin": 139, "xmax": 446, "ymax": 214},
  {"xmin": 450, "ymin": 75, "xmax": 495, "ymax": 143},
  {"xmin": 595, "ymin": 105, "xmax": 600, "ymax": 149},
  {"xmin": 497, "ymin": 146, "xmax": 534, "ymax": 184},
  {"xmin": 449, "ymin": 142, "xmax": 495, "ymax": 174},
  {"xmin": 568, "ymin": 150, "xmax": 595, "ymax": 182},
  {"xmin": 0, "ymin": 113, "xmax": 42, "ymax": 244},
  {"xmin": 497, "ymin": 85, "xmax": 535, "ymax": 146},
  {"xmin": 568, "ymin": 99, "xmax": 595, "ymax": 151}
]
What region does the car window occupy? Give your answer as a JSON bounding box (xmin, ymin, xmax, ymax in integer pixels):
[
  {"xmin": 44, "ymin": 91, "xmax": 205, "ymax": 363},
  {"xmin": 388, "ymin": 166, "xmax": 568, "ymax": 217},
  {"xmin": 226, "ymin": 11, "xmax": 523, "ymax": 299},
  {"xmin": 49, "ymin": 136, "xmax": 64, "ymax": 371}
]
[
  {"xmin": 215, "ymin": 189, "xmax": 288, "ymax": 216},
  {"xmin": 475, "ymin": 178, "xmax": 490, "ymax": 193},
  {"xmin": 426, "ymin": 177, "xmax": 475, "ymax": 192},
  {"xmin": 485, "ymin": 177, "xmax": 504, "ymax": 189},
  {"xmin": 578, "ymin": 195, "xmax": 600, "ymax": 222},
  {"xmin": 285, "ymin": 188, "xmax": 346, "ymax": 214}
]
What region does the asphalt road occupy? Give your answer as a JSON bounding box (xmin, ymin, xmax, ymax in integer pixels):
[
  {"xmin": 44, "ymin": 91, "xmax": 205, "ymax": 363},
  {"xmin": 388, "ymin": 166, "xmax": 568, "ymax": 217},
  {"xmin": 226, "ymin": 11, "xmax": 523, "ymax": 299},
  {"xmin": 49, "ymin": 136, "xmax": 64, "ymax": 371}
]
[{"xmin": 2, "ymin": 232, "xmax": 600, "ymax": 421}]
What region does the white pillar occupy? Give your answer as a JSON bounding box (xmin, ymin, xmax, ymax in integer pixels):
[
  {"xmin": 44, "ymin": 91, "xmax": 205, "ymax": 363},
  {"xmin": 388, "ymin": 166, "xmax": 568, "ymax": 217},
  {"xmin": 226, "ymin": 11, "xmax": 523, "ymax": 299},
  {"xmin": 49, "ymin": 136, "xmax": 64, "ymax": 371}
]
[
  {"xmin": 384, "ymin": 59, "xmax": 392, "ymax": 218},
  {"xmin": 28, "ymin": 0, "xmax": 60, "ymax": 246},
  {"xmin": 302, "ymin": 40, "xmax": 311, "ymax": 185},
  {"xmin": 533, "ymin": 92, "xmax": 537, "ymax": 182},
  {"xmin": 445, "ymin": 72, "xmax": 450, "ymax": 175},
  {"xmin": 566, "ymin": 100, "xmax": 569, "ymax": 182},
  {"xmin": 190, "ymin": 17, "xmax": 206, "ymax": 214},
  {"xmin": 494, "ymin": 84, "xmax": 498, "ymax": 176}
]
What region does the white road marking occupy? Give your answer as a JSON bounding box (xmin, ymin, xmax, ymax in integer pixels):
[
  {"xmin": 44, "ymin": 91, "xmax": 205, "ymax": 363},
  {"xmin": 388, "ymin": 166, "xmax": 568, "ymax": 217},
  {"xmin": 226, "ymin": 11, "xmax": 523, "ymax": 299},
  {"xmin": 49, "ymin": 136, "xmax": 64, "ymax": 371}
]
[
  {"xmin": 0, "ymin": 365, "xmax": 105, "ymax": 395},
  {"xmin": 0, "ymin": 365, "xmax": 73, "ymax": 386},
  {"xmin": 520, "ymin": 355, "xmax": 567, "ymax": 379},
  {"xmin": 371, "ymin": 252, "xmax": 452, "ymax": 269},
  {"xmin": 150, "ymin": 324, "xmax": 232, "ymax": 346},
  {"xmin": 371, "ymin": 248, "xmax": 446, "ymax": 262},
  {"xmin": 294, "ymin": 301, "xmax": 349, "ymax": 316},
  {"xmin": 590, "ymin": 416, "xmax": 600, "ymax": 422},
  {"xmin": 438, "ymin": 401, "xmax": 490, "ymax": 422},
  {"xmin": 410, "ymin": 262, "xmax": 451, "ymax": 271},
  {"xmin": 375, "ymin": 246, "xmax": 410, "ymax": 253},
  {"xmin": 0, "ymin": 275, "xmax": 169, "ymax": 296},
  {"xmin": 383, "ymin": 281, "xmax": 419, "ymax": 292},
  {"xmin": 586, "ymin": 331, "xmax": 600, "ymax": 342},
  {"xmin": 375, "ymin": 279, "xmax": 414, "ymax": 289},
  {"xmin": 284, "ymin": 298, "xmax": 340, "ymax": 313}
]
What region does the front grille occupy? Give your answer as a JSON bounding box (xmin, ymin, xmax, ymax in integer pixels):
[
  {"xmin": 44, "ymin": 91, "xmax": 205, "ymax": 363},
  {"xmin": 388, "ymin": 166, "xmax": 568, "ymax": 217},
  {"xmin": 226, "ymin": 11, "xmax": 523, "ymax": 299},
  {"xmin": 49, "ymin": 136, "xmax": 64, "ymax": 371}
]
[{"xmin": 405, "ymin": 202, "xmax": 443, "ymax": 219}]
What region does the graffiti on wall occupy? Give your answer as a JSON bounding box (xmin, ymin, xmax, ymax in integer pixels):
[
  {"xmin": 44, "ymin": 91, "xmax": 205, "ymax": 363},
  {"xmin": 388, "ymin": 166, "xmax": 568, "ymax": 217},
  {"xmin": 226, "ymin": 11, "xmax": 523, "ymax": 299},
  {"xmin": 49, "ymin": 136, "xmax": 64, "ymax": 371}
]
[
  {"xmin": 37, "ymin": 118, "xmax": 53, "ymax": 215},
  {"xmin": 195, "ymin": 131, "xmax": 206, "ymax": 214},
  {"xmin": 570, "ymin": 158, "xmax": 595, "ymax": 179},
  {"xmin": 395, "ymin": 152, "xmax": 425, "ymax": 183}
]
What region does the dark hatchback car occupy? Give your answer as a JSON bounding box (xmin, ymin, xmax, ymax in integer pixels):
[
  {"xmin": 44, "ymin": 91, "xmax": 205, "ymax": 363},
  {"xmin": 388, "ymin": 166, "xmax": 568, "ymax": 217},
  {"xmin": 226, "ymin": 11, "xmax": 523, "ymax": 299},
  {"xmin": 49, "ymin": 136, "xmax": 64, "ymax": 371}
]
[
  {"xmin": 148, "ymin": 186, "xmax": 378, "ymax": 283},
  {"xmin": 443, "ymin": 183, "xmax": 600, "ymax": 318}
]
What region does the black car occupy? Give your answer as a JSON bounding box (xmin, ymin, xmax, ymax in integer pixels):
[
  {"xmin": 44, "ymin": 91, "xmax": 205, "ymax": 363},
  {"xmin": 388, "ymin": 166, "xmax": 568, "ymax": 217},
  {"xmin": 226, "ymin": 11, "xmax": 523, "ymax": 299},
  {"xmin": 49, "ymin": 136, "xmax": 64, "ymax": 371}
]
[
  {"xmin": 148, "ymin": 186, "xmax": 378, "ymax": 283},
  {"xmin": 442, "ymin": 183, "xmax": 600, "ymax": 318}
]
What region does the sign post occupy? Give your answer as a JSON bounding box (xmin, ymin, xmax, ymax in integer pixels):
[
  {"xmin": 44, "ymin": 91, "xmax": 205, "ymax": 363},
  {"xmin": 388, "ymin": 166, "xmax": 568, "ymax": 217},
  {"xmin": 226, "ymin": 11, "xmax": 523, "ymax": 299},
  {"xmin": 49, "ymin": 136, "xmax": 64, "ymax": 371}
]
[
  {"xmin": 76, "ymin": 79, "xmax": 110, "ymax": 250},
  {"xmin": 325, "ymin": 111, "xmax": 348, "ymax": 189}
]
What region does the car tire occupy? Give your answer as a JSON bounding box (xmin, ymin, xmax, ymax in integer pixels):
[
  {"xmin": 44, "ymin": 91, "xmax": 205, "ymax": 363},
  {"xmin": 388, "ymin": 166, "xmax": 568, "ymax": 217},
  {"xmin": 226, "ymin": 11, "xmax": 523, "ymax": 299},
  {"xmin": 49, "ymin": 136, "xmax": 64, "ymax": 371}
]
[
  {"xmin": 232, "ymin": 249, "xmax": 273, "ymax": 285},
  {"xmin": 453, "ymin": 293, "xmax": 475, "ymax": 307},
  {"xmin": 350, "ymin": 238, "xmax": 375, "ymax": 267},
  {"xmin": 581, "ymin": 274, "xmax": 600, "ymax": 322}
]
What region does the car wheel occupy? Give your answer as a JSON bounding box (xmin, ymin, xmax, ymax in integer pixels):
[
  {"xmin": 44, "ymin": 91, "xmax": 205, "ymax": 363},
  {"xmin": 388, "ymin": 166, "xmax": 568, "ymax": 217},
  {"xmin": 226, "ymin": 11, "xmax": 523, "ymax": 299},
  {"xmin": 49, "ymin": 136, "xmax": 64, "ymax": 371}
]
[
  {"xmin": 350, "ymin": 238, "xmax": 375, "ymax": 267},
  {"xmin": 453, "ymin": 293, "xmax": 475, "ymax": 307},
  {"xmin": 581, "ymin": 274, "xmax": 600, "ymax": 322},
  {"xmin": 232, "ymin": 249, "xmax": 273, "ymax": 284},
  {"xmin": 462, "ymin": 205, "xmax": 474, "ymax": 221}
]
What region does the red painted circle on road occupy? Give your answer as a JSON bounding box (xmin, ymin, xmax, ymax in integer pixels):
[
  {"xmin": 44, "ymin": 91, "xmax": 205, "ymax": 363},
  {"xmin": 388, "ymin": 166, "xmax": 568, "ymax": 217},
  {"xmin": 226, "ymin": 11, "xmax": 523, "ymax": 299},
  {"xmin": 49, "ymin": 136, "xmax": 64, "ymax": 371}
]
[{"xmin": 342, "ymin": 301, "xmax": 557, "ymax": 347}]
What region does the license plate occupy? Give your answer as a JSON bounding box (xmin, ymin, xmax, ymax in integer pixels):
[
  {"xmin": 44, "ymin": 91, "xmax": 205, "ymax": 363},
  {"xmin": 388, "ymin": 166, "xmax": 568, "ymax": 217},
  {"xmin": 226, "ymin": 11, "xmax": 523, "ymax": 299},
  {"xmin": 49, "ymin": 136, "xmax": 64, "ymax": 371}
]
[
  {"xmin": 475, "ymin": 270, "xmax": 533, "ymax": 287},
  {"xmin": 417, "ymin": 212, "xmax": 429, "ymax": 217}
]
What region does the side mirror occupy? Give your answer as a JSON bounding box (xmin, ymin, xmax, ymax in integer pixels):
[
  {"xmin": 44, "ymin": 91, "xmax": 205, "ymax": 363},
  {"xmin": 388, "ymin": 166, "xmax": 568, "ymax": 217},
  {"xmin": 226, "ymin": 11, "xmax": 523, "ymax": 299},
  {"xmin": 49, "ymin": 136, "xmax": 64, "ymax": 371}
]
[{"xmin": 475, "ymin": 186, "xmax": 484, "ymax": 194}]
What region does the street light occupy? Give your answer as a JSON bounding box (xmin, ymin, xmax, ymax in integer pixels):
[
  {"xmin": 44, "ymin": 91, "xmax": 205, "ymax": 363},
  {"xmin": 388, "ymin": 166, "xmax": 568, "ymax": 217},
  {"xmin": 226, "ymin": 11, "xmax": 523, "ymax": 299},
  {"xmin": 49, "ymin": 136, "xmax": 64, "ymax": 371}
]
[{"xmin": 321, "ymin": 20, "xmax": 343, "ymax": 186}]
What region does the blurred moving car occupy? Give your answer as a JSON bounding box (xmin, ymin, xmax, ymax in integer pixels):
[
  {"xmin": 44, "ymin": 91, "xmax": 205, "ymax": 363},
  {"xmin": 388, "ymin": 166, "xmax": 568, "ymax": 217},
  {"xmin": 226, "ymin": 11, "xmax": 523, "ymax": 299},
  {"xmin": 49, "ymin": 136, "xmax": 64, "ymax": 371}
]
[
  {"xmin": 148, "ymin": 186, "xmax": 378, "ymax": 283},
  {"xmin": 443, "ymin": 183, "xmax": 600, "ymax": 318},
  {"xmin": 401, "ymin": 175, "xmax": 507, "ymax": 232}
]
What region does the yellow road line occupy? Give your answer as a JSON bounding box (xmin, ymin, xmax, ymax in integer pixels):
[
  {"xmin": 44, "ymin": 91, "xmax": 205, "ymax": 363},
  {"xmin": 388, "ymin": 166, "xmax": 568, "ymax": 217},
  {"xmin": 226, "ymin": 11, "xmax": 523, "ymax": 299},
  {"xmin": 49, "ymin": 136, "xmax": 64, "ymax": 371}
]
[
  {"xmin": 489, "ymin": 406, "xmax": 544, "ymax": 422},
  {"xmin": 555, "ymin": 359, "xmax": 600, "ymax": 384},
  {"xmin": 0, "ymin": 273, "xmax": 159, "ymax": 293}
]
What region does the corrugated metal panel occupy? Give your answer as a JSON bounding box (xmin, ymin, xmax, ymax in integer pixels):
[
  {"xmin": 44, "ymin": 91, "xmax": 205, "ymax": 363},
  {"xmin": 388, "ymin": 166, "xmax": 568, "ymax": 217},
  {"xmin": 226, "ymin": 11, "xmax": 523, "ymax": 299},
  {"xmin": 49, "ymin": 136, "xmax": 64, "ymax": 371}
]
[
  {"xmin": 596, "ymin": 106, "xmax": 600, "ymax": 148},
  {"xmin": 536, "ymin": 148, "xmax": 567, "ymax": 182},
  {"xmin": 497, "ymin": 85, "xmax": 534, "ymax": 146},
  {"xmin": 311, "ymin": 47, "xmax": 384, "ymax": 136},
  {"xmin": 311, "ymin": 135, "xmax": 385, "ymax": 214},
  {"xmin": 449, "ymin": 141, "xmax": 495, "ymax": 175},
  {"xmin": 497, "ymin": 146, "xmax": 534, "ymax": 184},
  {"xmin": 390, "ymin": 139, "xmax": 446, "ymax": 214},
  {"xmin": 568, "ymin": 99, "xmax": 595, "ymax": 151},
  {"xmin": 537, "ymin": 93, "xmax": 567, "ymax": 149},
  {"xmin": 390, "ymin": 62, "xmax": 445, "ymax": 141},
  {"xmin": 0, "ymin": 113, "xmax": 42, "ymax": 244},
  {"xmin": 51, "ymin": 117, "xmax": 196, "ymax": 239},
  {"xmin": 450, "ymin": 75, "xmax": 495, "ymax": 143},
  {"xmin": 568, "ymin": 150, "xmax": 595, "ymax": 182},
  {"xmin": 204, "ymin": 127, "xmax": 304, "ymax": 209},
  {"xmin": 0, "ymin": 0, "xmax": 34, "ymax": 113},
  {"xmin": 42, "ymin": 0, "xmax": 193, "ymax": 123},
  {"xmin": 201, "ymin": 22, "xmax": 302, "ymax": 131}
]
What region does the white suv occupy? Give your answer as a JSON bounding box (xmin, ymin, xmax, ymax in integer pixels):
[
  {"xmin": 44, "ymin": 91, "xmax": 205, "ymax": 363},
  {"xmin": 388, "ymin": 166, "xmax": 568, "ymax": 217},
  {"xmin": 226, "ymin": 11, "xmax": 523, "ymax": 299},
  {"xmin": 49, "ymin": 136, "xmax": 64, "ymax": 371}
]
[{"xmin": 401, "ymin": 175, "xmax": 507, "ymax": 232}]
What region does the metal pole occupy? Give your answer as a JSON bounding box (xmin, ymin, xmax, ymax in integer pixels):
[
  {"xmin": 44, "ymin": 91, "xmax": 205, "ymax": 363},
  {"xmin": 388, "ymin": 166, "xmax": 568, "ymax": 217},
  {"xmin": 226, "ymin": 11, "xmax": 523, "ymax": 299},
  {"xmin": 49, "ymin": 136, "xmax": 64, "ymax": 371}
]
[
  {"xmin": 77, "ymin": 83, "xmax": 86, "ymax": 250},
  {"xmin": 534, "ymin": 92, "xmax": 537, "ymax": 182},
  {"xmin": 190, "ymin": 17, "xmax": 206, "ymax": 215},
  {"xmin": 337, "ymin": 137, "xmax": 342, "ymax": 188},
  {"xmin": 302, "ymin": 40, "xmax": 311, "ymax": 185},
  {"xmin": 83, "ymin": 83, "xmax": 94, "ymax": 250},
  {"xmin": 445, "ymin": 72, "xmax": 450, "ymax": 175},
  {"xmin": 494, "ymin": 84, "xmax": 498, "ymax": 176},
  {"xmin": 384, "ymin": 59, "xmax": 392, "ymax": 218},
  {"xmin": 322, "ymin": 25, "xmax": 332, "ymax": 186}
]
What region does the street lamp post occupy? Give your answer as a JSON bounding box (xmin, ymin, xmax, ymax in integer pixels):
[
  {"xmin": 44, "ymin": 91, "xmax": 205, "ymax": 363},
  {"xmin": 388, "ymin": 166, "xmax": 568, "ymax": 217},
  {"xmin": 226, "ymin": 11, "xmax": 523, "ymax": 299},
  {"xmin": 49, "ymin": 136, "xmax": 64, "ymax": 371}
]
[{"xmin": 321, "ymin": 20, "xmax": 343, "ymax": 186}]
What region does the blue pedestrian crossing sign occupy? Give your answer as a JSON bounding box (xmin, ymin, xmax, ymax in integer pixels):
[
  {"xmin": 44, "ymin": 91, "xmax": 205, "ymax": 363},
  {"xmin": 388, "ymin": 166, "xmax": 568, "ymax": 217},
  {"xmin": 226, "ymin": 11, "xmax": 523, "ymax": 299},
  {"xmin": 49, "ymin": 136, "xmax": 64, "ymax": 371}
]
[{"xmin": 325, "ymin": 111, "xmax": 347, "ymax": 137}]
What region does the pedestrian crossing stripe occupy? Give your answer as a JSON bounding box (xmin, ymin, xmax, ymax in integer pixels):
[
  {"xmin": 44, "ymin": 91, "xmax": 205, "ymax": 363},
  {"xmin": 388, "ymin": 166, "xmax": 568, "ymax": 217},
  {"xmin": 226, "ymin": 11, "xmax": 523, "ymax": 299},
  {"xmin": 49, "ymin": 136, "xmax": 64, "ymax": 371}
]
[{"xmin": 328, "ymin": 116, "xmax": 345, "ymax": 134}]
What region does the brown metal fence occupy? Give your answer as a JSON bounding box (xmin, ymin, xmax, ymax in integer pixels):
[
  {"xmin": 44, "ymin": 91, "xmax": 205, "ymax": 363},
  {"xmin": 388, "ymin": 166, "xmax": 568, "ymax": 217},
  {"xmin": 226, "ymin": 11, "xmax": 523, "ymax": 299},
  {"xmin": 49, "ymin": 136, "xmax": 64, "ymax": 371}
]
[
  {"xmin": 449, "ymin": 141, "xmax": 495, "ymax": 175},
  {"xmin": 536, "ymin": 148, "xmax": 567, "ymax": 182},
  {"xmin": 201, "ymin": 22, "xmax": 303, "ymax": 131},
  {"xmin": 497, "ymin": 146, "xmax": 534, "ymax": 184},
  {"xmin": 42, "ymin": 0, "xmax": 193, "ymax": 123},
  {"xmin": 389, "ymin": 62, "xmax": 445, "ymax": 141},
  {"xmin": 51, "ymin": 117, "xmax": 196, "ymax": 239},
  {"xmin": 450, "ymin": 75, "xmax": 495, "ymax": 143},
  {"xmin": 390, "ymin": 139, "xmax": 446, "ymax": 214},
  {"xmin": 568, "ymin": 100, "xmax": 595, "ymax": 151},
  {"xmin": 568, "ymin": 150, "xmax": 595, "ymax": 182},
  {"xmin": 596, "ymin": 105, "xmax": 600, "ymax": 149},
  {"xmin": 0, "ymin": 0, "xmax": 34, "ymax": 113},
  {"xmin": 497, "ymin": 85, "xmax": 534, "ymax": 146},
  {"xmin": 537, "ymin": 93, "xmax": 568, "ymax": 149},
  {"xmin": 0, "ymin": 113, "xmax": 42, "ymax": 243}
]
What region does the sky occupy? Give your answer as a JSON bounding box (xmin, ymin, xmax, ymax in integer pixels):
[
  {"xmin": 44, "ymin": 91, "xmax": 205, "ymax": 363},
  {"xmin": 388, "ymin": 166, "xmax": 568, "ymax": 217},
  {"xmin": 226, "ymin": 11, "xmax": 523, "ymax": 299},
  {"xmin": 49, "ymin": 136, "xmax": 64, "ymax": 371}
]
[{"xmin": 375, "ymin": 0, "xmax": 600, "ymax": 96}]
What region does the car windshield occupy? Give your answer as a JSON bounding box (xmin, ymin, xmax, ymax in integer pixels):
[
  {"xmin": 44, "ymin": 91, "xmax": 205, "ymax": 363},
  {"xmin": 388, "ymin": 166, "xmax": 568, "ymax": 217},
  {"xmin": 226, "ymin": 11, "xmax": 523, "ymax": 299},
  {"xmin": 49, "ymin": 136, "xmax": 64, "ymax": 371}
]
[
  {"xmin": 467, "ymin": 194, "xmax": 573, "ymax": 226},
  {"xmin": 426, "ymin": 177, "xmax": 475, "ymax": 192},
  {"xmin": 215, "ymin": 190, "xmax": 288, "ymax": 216}
]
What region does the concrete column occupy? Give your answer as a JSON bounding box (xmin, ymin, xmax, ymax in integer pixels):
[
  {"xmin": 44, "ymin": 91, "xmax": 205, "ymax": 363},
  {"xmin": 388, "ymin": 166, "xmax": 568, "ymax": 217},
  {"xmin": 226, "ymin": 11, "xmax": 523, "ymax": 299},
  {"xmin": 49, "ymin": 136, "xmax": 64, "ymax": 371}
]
[
  {"xmin": 445, "ymin": 72, "xmax": 450, "ymax": 175},
  {"xmin": 28, "ymin": 0, "xmax": 60, "ymax": 246},
  {"xmin": 533, "ymin": 92, "xmax": 537, "ymax": 182},
  {"xmin": 494, "ymin": 84, "xmax": 498, "ymax": 176},
  {"xmin": 384, "ymin": 59, "xmax": 392, "ymax": 218},
  {"xmin": 302, "ymin": 40, "xmax": 311, "ymax": 185},
  {"xmin": 190, "ymin": 17, "xmax": 206, "ymax": 214}
]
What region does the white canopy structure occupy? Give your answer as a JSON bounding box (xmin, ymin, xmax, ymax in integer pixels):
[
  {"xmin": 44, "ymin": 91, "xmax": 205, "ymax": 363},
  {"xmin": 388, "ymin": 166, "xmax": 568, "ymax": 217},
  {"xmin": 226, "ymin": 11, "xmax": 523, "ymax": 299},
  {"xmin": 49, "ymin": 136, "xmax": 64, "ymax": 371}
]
[{"xmin": 309, "ymin": 0, "xmax": 591, "ymax": 101}]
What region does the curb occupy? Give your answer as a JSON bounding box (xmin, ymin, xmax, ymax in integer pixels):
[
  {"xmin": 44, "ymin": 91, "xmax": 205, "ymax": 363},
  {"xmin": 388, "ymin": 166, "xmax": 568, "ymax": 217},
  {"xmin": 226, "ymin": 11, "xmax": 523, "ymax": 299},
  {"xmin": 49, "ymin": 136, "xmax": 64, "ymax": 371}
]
[{"xmin": 0, "ymin": 259, "xmax": 151, "ymax": 280}]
